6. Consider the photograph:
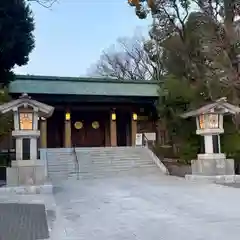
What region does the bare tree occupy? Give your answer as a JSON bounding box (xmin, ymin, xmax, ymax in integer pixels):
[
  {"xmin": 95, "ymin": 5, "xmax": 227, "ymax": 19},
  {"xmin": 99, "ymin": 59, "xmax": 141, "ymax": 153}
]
[
  {"xmin": 28, "ymin": 0, "xmax": 57, "ymax": 8},
  {"xmin": 129, "ymin": 0, "xmax": 240, "ymax": 101},
  {"xmin": 89, "ymin": 34, "xmax": 163, "ymax": 81}
]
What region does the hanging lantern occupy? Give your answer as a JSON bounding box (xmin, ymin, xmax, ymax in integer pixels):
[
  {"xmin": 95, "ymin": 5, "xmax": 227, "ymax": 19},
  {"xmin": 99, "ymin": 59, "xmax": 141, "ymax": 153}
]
[
  {"xmin": 111, "ymin": 113, "xmax": 116, "ymax": 121},
  {"xmin": 65, "ymin": 112, "xmax": 71, "ymax": 121},
  {"xmin": 133, "ymin": 113, "xmax": 138, "ymax": 121}
]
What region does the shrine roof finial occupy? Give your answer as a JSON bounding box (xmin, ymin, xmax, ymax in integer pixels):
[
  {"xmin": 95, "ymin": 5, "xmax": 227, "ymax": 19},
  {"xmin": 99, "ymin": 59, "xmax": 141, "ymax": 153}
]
[{"xmin": 19, "ymin": 93, "xmax": 31, "ymax": 99}]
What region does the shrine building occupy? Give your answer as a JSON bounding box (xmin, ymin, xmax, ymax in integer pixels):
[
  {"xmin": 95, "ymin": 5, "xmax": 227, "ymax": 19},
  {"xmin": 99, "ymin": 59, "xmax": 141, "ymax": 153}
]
[{"xmin": 7, "ymin": 75, "xmax": 161, "ymax": 148}]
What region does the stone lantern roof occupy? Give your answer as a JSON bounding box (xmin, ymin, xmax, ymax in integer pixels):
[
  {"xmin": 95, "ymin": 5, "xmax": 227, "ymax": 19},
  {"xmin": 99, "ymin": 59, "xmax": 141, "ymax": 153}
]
[
  {"xmin": 0, "ymin": 93, "xmax": 54, "ymax": 118},
  {"xmin": 181, "ymin": 97, "xmax": 240, "ymax": 119}
]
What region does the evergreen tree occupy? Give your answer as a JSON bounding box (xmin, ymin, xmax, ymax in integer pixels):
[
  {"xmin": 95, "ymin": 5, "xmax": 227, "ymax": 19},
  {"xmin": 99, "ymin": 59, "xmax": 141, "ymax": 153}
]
[
  {"xmin": 0, "ymin": 0, "xmax": 34, "ymax": 139},
  {"xmin": 0, "ymin": 0, "xmax": 35, "ymax": 87}
]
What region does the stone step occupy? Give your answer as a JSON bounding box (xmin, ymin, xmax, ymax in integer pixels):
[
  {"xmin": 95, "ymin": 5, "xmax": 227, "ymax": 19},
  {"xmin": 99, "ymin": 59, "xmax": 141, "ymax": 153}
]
[
  {"xmin": 47, "ymin": 157, "xmax": 153, "ymax": 164},
  {"xmin": 78, "ymin": 159, "xmax": 153, "ymax": 165},
  {"xmin": 47, "ymin": 165, "xmax": 162, "ymax": 181},
  {"xmin": 47, "ymin": 157, "xmax": 152, "ymax": 165},
  {"xmin": 48, "ymin": 161, "xmax": 155, "ymax": 173},
  {"xmin": 47, "ymin": 147, "xmax": 147, "ymax": 151},
  {"xmin": 68, "ymin": 166, "xmax": 163, "ymax": 179},
  {"xmin": 47, "ymin": 155, "xmax": 150, "ymax": 161},
  {"xmin": 78, "ymin": 162, "xmax": 155, "ymax": 170},
  {"xmin": 48, "ymin": 161, "xmax": 154, "ymax": 172},
  {"xmin": 44, "ymin": 147, "xmax": 167, "ymax": 181},
  {"xmin": 76, "ymin": 163, "xmax": 156, "ymax": 173},
  {"xmin": 76, "ymin": 156, "xmax": 150, "ymax": 160}
]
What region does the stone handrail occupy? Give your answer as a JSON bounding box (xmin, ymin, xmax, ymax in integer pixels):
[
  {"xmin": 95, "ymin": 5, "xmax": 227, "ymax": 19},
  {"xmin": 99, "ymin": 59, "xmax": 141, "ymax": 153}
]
[{"xmin": 143, "ymin": 133, "xmax": 169, "ymax": 175}]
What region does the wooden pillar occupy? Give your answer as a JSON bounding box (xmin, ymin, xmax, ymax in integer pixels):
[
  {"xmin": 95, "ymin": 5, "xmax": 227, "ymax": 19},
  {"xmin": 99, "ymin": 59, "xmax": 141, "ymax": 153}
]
[
  {"xmin": 40, "ymin": 119, "xmax": 47, "ymax": 148},
  {"xmin": 110, "ymin": 111, "xmax": 117, "ymax": 146},
  {"xmin": 131, "ymin": 113, "xmax": 137, "ymax": 146},
  {"xmin": 64, "ymin": 110, "xmax": 72, "ymax": 148},
  {"xmin": 126, "ymin": 122, "xmax": 130, "ymax": 146},
  {"xmin": 105, "ymin": 121, "xmax": 110, "ymax": 146}
]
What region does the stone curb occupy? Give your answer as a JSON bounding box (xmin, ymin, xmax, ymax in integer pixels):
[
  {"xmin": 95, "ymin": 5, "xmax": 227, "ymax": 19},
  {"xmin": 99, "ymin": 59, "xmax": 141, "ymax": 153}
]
[
  {"xmin": 0, "ymin": 184, "xmax": 53, "ymax": 195},
  {"xmin": 185, "ymin": 174, "xmax": 240, "ymax": 184}
]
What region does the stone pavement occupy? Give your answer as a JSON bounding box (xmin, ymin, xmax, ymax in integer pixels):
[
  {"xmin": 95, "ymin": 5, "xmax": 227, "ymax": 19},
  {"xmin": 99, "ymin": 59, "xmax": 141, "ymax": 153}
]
[
  {"xmin": 52, "ymin": 173, "xmax": 240, "ymax": 240},
  {"xmin": 2, "ymin": 173, "xmax": 240, "ymax": 239}
]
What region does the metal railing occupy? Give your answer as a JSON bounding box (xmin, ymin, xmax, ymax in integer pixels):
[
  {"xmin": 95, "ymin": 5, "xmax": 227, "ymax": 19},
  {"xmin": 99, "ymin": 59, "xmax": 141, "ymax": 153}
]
[
  {"xmin": 143, "ymin": 133, "xmax": 149, "ymax": 148},
  {"xmin": 72, "ymin": 146, "xmax": 80, "ymax": 180},
  {"xmin": 142, "ymin": 133, "xmax": 155, "ymax": 149}
]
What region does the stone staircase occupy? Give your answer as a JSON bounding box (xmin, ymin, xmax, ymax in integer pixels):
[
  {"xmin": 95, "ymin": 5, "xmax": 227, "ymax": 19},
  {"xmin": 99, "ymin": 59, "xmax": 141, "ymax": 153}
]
[{"xmin": 43, "ymin": 147, "xmax": 168, "ymax": 181}]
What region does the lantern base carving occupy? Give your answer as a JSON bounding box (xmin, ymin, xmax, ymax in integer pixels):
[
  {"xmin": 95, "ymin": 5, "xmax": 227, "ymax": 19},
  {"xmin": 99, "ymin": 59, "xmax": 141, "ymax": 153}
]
[{"xmin": 6, "ymin": 160, "xmax": 47, "ymax": 187}]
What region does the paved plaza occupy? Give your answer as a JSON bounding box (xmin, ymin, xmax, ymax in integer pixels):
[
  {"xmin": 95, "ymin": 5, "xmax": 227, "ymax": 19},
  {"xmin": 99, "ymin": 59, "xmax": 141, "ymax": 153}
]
[
  {"xmin": 2, "ymin": 173, "xmax": 240, "ymax": 239},
  {"xmin": 53, "ymin": 173, "xmax": 240, "ymax": 240}
]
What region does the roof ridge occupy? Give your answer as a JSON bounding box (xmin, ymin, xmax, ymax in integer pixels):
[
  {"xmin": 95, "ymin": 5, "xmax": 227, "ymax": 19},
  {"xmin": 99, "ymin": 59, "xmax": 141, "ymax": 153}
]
[{"xmin": 15, "ymin": 74, "xmax": 159, "ymax": 84}]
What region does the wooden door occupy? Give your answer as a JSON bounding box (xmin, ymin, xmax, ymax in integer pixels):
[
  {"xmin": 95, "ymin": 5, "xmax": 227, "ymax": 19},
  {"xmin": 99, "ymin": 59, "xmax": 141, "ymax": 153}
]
[
  {"xmin": 72, "ymin": 115, "xmax": 105, "ymax": 147},
  {"xmin": 85, "ymin": 120, "xmax": 105, "ymax": 147},
  {"xmin": 72, "ymin": 122, "xmax": 85, "ymax": 147}
]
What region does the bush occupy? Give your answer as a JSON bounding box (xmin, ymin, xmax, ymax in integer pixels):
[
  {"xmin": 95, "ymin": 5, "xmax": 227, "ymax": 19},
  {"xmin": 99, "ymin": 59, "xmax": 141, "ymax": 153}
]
[{"xmin": 152, "ymin": 144, "xmax": 177, "ymax": 159}]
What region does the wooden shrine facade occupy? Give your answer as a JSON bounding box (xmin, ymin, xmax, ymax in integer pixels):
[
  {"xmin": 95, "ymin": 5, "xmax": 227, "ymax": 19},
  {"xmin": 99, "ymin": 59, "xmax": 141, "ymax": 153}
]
[{"xmin": 6, "ymin": 75, "xmax": 163, "ymax": 148}]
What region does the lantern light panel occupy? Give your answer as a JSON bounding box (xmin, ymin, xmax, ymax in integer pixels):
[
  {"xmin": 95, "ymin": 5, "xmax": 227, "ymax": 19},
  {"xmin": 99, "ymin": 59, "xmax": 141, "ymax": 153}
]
[
  {"xmin": 19, "ymin": 112, "xmax": 33, "ymax": 130},
  {"xmin": 111, "ymin": 113, "xmax": 116, "ymax": 121},
  {"xmin": 65, "ymin": 112, "xmax": 71, "ymax": 121},
  {"xmin": 133, "ymin": 113, "xmax": 138, "ymax": 121},
  {"xmin": 197, "ymin": 113, "xmax": 221, "ymax": 130}
]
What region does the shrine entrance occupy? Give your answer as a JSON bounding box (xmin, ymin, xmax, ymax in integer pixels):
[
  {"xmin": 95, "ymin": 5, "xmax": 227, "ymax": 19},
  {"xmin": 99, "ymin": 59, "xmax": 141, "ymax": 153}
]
[
  {"xmin": 116, "ymin": 110, "xmax": 131, "ymax": 146},
  {"xmin": 71, "ymin": 111, "xmax": 106, "ymax": 147}
]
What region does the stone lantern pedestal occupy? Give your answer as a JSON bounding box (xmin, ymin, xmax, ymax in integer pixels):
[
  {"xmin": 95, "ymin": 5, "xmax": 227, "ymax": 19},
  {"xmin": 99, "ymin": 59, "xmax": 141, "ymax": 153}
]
[
  {"xmin": 181, "ymin": 98, "xmax": 240, "ymax": 184},
  {"xmin": 191, "ymin": 153, "xmax": 235, "ymax": 176},
  {"xmin": 7, "ymin": 130, "xmax": 45, "ymax": 186},
  {"xmin": 0, "ymin": 93, "xmax": 54, "ymax": 188}
]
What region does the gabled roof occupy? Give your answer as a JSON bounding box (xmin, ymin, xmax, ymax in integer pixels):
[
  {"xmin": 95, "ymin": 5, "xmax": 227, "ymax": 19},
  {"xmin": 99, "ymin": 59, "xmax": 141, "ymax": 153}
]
[
  {"xmin": 181, "ymin": 97, "xmax": 240, "ymax": 118},
  {"xmin": 9, "ymin": 75, "xmax": 159, "ymax": 97},
  {"xmin": 0, "ymin": 93, "xmax": 54, "ymax": 117}
]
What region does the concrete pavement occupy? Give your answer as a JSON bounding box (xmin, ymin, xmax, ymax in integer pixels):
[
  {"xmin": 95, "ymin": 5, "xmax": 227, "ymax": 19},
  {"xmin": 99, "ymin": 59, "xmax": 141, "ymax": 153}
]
[
  {"xmin": 1, "ymin": 172, "xmax": 240, "ymax": 239},
  {"xmin": 52, "ymin": 173, "xmax": 240, "ymax": 240}
]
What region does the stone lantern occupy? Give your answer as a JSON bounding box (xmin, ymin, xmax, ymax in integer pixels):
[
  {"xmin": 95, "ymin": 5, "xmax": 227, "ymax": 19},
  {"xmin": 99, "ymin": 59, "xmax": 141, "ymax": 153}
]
[
  {"xmin": 195, "ymin": 109, "xmax": 223, "ymax": 154},
  {"xmin": 181, "ymin": 97, "xmax": 240, "ymax": 183},
  {"xmin": 0, "ymin": 93, "xmax": 54, "ymax": 186}
]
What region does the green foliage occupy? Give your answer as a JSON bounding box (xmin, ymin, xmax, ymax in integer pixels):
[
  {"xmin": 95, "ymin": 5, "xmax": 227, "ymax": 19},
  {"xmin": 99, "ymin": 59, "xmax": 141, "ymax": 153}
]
[
  {"xmin": 0, "ymin": 0, "xmax": 34, "ymax": 137},
  {"xmin": 158, "ymin": 74, "xmax": 203, "ymax": 137},
  {"xmin": 221, "ymin": 117, "xmax": 240, "ymax": 162},
  {"xmin": 157, "ymin": 74, "xmax": 240, "ymax": 163},
  {"xmin": 0, "ymin": 89, "xmax": 13, "ymax": 138},
  {"xmin": 177, "ymin": 136, "xmax": 200, "ymax": 164},
  {"xmin": 155, "ymin": 74, "xmax": 203, "ymax": 162},
  {"xmin": 126, "ymin": 0, "xmax": 240, "ymax": 164},
  {"xmin": 0, "ymin": 0, "xmax": 34, "ymax": 86},
  {"xmin": 141, "ymin": 0, "xmax": 240, "ymax": 163}
]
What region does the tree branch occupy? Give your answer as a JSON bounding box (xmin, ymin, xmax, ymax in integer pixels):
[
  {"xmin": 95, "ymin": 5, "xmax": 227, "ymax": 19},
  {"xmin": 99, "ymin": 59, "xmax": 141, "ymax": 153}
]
[{"xmin": 28, "ymin": 0, "xmax": 57, "ymax": 8}]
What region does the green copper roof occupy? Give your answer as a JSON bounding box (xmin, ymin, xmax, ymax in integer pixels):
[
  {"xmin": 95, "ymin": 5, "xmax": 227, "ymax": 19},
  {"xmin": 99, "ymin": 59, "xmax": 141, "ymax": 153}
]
[{"xmin": 9, "ymin": 75, "xmax": 159, "ymax": 97}]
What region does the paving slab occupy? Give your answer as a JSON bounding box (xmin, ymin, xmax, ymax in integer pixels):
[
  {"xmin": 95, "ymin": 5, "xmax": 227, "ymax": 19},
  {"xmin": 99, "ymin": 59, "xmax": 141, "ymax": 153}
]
[
  {"xmin": 0, "ymin": 203, "xmax": 49, "ymax": 240},
  {"xmin": 0, "ymin": 190, "xmax": 58, "ymax": 240}
]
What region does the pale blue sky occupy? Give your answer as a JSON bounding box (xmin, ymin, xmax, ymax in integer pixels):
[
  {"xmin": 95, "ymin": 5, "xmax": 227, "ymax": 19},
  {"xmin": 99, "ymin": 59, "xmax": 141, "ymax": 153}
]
[{"xmin": 14, "ymin": 1, "xmax": 151, "ymax": 77}]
